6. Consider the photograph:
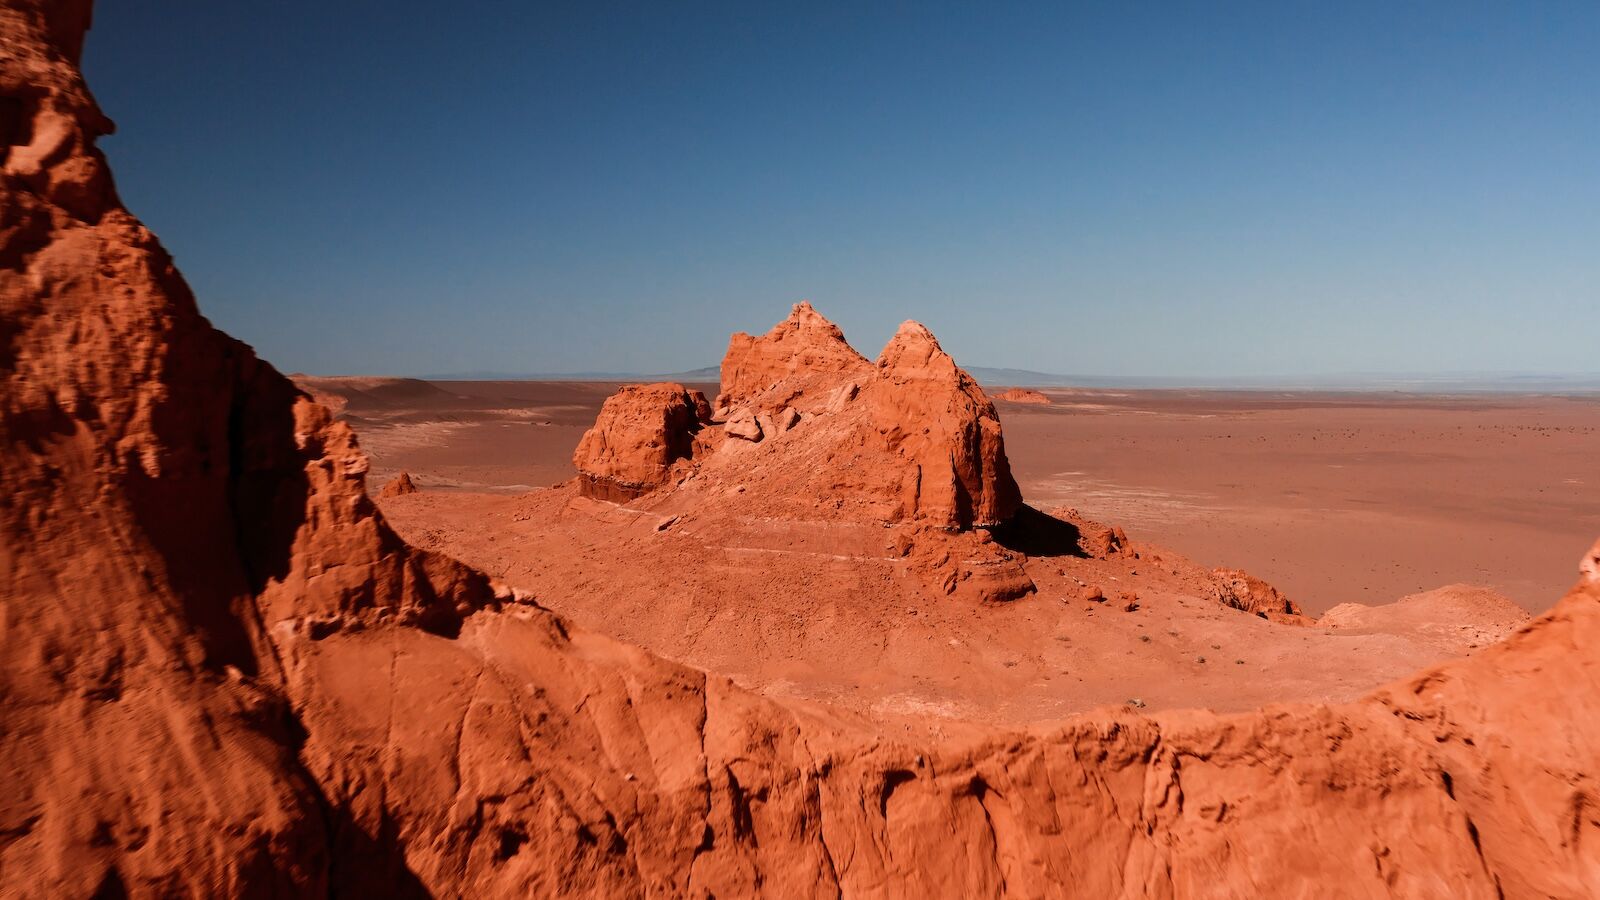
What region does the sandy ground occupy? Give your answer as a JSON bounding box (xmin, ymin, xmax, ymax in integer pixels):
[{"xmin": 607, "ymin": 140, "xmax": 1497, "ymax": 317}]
[
  {"xmin": 304, "ymin": 376, "xmax": 1599, "ymax": 616},
  {"xmin": 997, "ymin": 389, "xmax": 1600, "ymax": 615},
  {"xmin": 375, "ymin": 481, "xmax": 1529, "ymax": 732}
]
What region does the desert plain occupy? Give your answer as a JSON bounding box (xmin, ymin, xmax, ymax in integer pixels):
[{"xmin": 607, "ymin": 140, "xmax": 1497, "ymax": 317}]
[
  {"xmin": 292, "ymin": 356, "xmax": 1598, "ymax": 736},
  {"xmin": 311, "ymin": 376, "xmax": 1600, "ymax": 618}
]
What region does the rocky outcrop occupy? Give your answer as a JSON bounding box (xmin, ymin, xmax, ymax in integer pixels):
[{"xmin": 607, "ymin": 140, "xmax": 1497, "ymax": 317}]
[
  {"xmin": 605, "ymin": 306, "xmax": 1024, "ymax": 531},
  {"xmin": 0, "ymin": 5, "xmax": 499, "ymax": 892},
  {"xmin": 5, "ymin": 5, "xmax": 1598, "ymax": 897},
  {"xmin": 571, "ymin": 382, "xmax": 708, "ymax": 501},
  {"xmin": 715, "ymin": 300, "xmax": 871, "ymax": 416},
  {"xmin": 575, "ymin": 306, "xmax": 1028, "ymax": 598},
  {"xmin": 994, "ymin": 387, "xmax": 1050, "ymax": 404},
  {"xmin": 1209, "ymin": 567, "xmax": 1303, "ymax": 618},
  {"xmin": 865, "ymin": 321, "xmax": 1022, "ymax": 529},
  {"xmin": 379, "ymin": 471, "xmax": 419, "ymax": 497}
]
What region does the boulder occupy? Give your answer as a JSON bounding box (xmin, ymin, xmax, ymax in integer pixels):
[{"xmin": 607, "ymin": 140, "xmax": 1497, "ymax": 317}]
[
  {"xmin": 572, "ymin": 382, "xmax": 707, "ymax": 501},
  {"xmin": 825, "ymin": 381, "xmax": 859, "ymax": 413},
  {"xmin": 723, "ymin": 408, "xmax": 763, "ymax": 441},
  {"xmin": 1080, "ymin": 524, "xmax": 1131, "ymax": 559}
]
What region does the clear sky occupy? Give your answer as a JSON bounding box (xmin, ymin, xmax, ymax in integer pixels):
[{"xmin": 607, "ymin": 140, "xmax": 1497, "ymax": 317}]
[{"xmin": 82, "ymin": 2, "xmax": 1597, "ymax": 378}]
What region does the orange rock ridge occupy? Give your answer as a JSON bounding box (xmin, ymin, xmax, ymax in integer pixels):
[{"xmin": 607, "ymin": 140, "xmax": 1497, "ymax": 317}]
[{"xmin": 2, "ymin": 4, "xmax": 1598, "ymax": 897}]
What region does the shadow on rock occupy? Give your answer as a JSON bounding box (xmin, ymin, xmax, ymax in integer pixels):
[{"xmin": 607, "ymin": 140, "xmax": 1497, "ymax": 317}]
[{"xmin": 987, "ymin": 504, "xmax": 1086, "ymax": 558}]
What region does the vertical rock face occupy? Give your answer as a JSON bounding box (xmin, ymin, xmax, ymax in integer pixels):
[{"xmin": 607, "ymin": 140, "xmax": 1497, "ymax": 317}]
[
  {"xmin": 2, "ymin": 3, "xmax": 322, "ymax": 894},
  {"xmin": 572, "ymin": 382, "xmax": 709, "ymax": 501},
  {"xmin": 0, "ymin": 3, "xmax": 498, "ymax": 893},
  {"xmin": 867, "ymin": 321, "xmax": 1022, "ymax": 529}
]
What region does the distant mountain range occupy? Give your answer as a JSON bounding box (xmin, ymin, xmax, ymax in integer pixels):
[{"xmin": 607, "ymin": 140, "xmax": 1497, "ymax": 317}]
[{"xmin": 416, "ymin": 365, "xmax": 1600, "ymax": 393}]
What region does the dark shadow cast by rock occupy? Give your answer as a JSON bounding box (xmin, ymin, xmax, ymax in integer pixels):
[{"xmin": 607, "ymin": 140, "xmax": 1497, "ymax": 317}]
[{"xmin": 986, "ymin": 504, "xmax": 1086, "ymax": 558}]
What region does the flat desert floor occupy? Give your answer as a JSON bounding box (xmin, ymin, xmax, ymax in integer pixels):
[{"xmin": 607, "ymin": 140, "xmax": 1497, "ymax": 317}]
[{"xmin": 304, "ymin": 376, "xmax": 1599, "ymax": 617}]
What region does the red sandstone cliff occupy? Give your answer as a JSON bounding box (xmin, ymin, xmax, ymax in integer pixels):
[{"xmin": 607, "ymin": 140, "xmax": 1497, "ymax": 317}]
[{"xmin": 3, "ymin": 5, "xmax": 1598, "ymax": 897}]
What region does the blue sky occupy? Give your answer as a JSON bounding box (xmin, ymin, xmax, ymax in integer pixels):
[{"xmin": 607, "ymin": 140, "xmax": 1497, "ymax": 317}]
[{"xmin": 83, "ymin": 2, "xmax": 1598, "ymax": 378}]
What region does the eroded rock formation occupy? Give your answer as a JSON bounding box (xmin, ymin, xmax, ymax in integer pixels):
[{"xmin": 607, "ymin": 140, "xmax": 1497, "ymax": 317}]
[
  {"xmin": 716, "ymin": 300, "xmax": 872, "ymax": 416},
  {"xmin": 4, "ymin": 5, "xmax": 1598, "ymax": 897},
  {"xmin": 572, "ymin": 382, "xmax": 709, "ymax": 501},
  {"xmin": 574, "ymin": 304, "xmax": 1030, "ymax": 600},
  {"xmin": 1209, "ymin": 567, "xmax": 1303, "ymax": 618},
  {"xmin": 867, "ymin": 321, "xmax": 1022, "ymax": 529},
  {"xmin": 380, "ymin": 471, "xmax": 419, "ymax": 497},
  {"xmin": 611, "ymin": 304, "xmax": 1024, "ymax": 532},
  {"xmin": 994, "ymin": 387, "xmax": 1050, "ymax": 404},
  {"xmin": 1, "ymin": 4, "xmax": 500, "ymax": 892}
]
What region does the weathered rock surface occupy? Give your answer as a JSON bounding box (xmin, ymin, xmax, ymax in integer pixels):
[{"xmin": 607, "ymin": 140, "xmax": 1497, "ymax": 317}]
[
  {"xmin": 867, "ymin": 321, "xmax": 1023, "ymax": 529},
  {"xmin": 572, "ymin": 382, "xmax": 707, "ymax": 501},
  {"xmin": 379, "ymin": 471, "xmax": 419, "ymax": 497},
  {"xmin": 716, "ymin": 300, "xmax": 872, "ymax": 415},
  {"xmin": 1210, "ymin": 567, "xmax": 1303, "ymax": 618},
  {"xmin": 604, "ymin": 306, "xmax": 1024, "ymax": 531},
  {"xmin": 1, "ymin": 4, "xmax": 497, "ymax": 892},
  {"xmin": 5, "ymin": 5, "xmax": 1599, "ymax": 898}
]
